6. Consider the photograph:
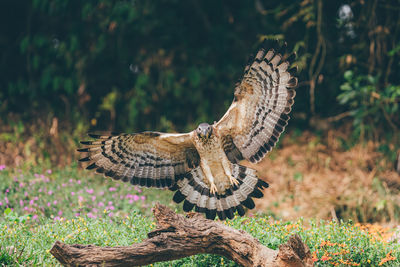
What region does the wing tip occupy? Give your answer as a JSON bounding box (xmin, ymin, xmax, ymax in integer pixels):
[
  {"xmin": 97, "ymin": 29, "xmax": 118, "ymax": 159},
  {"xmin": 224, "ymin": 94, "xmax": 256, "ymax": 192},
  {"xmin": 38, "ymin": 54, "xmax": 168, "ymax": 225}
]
[
  {"xmin": 86, "ymin": 163, "xmax": 97, "ymax": 170},
  {"xmin": 78, "ymin": 156, "xmax": 90, "ymax": 162},
  {"xmin": 80, "ymin": 141, "xmax": 92, "ymax": 145}
]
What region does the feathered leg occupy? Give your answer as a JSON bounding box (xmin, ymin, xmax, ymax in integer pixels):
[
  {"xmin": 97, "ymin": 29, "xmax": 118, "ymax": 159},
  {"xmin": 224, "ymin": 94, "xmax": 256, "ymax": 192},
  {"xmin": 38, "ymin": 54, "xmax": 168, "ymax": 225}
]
[
  {"xmin": 222, "ymin": 157, "xmax": 239, "ymax": 187},
  {"xmin": 200, "ymin": 160, "xmax": 218, "ymax": 194}
]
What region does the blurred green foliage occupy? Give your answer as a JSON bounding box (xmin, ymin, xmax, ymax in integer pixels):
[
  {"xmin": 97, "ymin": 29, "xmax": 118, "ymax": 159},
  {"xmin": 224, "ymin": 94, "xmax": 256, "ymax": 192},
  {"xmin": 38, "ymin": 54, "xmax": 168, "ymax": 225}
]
[
  {"xmin": 0, "ymin": 0, "xmax": 399, "ymax": 139},
  {"xmin": 338, "ymin": 71, "xmax": 400, "ymax": 142}
]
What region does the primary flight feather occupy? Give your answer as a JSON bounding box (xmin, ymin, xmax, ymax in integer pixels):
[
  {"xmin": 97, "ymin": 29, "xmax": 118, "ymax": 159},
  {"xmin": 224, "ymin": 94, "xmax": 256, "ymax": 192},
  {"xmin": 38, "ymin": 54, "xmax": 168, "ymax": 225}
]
[{"xmin": 78, "ymin": 39, "xmax": 298, "ymax": 220}]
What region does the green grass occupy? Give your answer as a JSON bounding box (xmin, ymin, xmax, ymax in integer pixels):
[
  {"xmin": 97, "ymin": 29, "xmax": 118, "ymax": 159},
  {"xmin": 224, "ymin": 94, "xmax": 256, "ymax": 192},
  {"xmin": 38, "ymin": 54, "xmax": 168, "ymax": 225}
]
[{"xmin": 0, "ymin": 166, "xmax": 399, "ymax": 266}]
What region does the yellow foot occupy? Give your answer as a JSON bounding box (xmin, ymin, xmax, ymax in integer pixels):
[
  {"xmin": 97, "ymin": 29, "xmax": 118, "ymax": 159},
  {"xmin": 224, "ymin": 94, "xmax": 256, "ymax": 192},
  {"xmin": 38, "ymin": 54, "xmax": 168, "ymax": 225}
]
[
  {"xmin": 210, "ymin": 183, "xmax": 218, "ymax": 195},
  {"xmin": 229, "ymin": 176, "xmax": 239, "ymax": 187}
]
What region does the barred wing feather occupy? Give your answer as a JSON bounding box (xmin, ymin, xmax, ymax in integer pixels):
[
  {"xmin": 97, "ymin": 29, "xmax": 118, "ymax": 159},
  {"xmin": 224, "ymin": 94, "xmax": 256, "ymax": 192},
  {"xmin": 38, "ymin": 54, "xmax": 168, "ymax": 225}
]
[
  {"xmin": 215, "ymin": 40, "xmax": 298, "ymax": 163},
  {"xmin": 78, "ymin": 132, "xmax": 199, "ymax": 188}
]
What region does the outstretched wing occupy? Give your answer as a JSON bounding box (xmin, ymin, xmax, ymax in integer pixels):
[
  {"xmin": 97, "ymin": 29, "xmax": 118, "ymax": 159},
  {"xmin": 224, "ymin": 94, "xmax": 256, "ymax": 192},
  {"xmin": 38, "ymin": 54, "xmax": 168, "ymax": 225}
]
[
  {"xmin": 78, "ymin": 132, "xmax": 199, "ymax": 188},
  {"xmin": 215, "ymin": 40, "xmax": 298, "ymax": 163}
]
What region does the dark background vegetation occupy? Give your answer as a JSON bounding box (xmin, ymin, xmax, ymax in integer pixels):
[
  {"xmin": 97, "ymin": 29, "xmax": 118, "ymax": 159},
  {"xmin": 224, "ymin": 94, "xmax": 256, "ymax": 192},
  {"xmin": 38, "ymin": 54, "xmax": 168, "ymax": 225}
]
[{"xmin": 0, "ymin": 0, "xmax": 399, "ymax": 164}]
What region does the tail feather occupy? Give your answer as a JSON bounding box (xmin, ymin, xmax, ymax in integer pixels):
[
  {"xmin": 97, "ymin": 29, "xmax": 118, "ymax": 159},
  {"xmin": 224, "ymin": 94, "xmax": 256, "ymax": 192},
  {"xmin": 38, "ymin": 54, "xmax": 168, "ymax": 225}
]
[{"xmin": 172, "ymin": 163, "xmax": 269, "ymax": 220}]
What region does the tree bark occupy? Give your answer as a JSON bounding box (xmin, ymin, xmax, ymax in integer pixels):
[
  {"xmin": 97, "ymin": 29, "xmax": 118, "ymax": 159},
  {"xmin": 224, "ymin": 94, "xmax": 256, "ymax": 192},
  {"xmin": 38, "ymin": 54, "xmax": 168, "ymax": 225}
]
[{"xmin": 50, "ymin": 204, "xmax": 313, "ymax": 266}]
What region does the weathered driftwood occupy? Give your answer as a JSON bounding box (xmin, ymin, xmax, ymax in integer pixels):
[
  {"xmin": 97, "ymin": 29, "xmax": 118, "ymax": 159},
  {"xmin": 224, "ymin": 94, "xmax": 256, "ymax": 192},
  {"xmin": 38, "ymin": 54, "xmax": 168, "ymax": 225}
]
[{"xmin": 50, "ymin": 204, "xmax": 313, "ymax": 266}]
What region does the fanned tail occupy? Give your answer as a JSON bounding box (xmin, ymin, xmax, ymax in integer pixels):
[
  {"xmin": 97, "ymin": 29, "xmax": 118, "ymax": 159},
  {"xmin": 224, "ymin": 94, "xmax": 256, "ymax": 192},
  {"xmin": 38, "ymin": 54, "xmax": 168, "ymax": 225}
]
[{"xmin": 172, "ymin": 164, "xmax": 269, "ymax": 220}]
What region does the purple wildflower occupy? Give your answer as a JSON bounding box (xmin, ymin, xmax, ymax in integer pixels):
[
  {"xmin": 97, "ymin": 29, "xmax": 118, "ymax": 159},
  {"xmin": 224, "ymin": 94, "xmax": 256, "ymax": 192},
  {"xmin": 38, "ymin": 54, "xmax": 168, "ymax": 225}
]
[
  {"xmin": 109, "ymin": 187, "xmax": 116, "ymax": 192},
  {"xmin": 86, "ymin": 188, "xmax": 94, "ymax": 194},
  {"xmin": 87, "ymin": 212, "xmax": 96, "ymax": 219},
  {"xmin": 0, "ymin": 164, "xmax": 6, "ymax": 171}
]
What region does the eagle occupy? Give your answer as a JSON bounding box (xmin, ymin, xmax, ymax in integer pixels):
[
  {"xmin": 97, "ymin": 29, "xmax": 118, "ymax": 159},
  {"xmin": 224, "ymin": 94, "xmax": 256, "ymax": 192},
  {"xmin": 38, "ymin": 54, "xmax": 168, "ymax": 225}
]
[{"xmin": 78, "ymin": 39, "xmax": 297, "ymax": 220}]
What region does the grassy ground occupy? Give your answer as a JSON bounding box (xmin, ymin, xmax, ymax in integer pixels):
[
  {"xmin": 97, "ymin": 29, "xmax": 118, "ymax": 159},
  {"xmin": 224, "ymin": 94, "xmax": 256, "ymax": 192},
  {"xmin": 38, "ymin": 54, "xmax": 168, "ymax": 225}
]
[{"xmin": 0, "ymin": 166, "xmax": 399, "ymax": 266}]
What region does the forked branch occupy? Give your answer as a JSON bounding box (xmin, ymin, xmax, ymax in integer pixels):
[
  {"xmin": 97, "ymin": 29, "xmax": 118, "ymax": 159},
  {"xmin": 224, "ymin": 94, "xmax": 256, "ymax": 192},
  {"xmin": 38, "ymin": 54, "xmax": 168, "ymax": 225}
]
[{"xmin": 50, "ymin": 204, "xmax": 313, "ymax": 266}]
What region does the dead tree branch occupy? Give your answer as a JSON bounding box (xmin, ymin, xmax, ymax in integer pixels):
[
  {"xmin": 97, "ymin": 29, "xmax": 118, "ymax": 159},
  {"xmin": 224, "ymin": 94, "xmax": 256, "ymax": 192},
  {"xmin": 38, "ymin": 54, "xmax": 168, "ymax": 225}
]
[{"xmin": 50, "ymin": 204, "xmax": 313, "ymax": 266}]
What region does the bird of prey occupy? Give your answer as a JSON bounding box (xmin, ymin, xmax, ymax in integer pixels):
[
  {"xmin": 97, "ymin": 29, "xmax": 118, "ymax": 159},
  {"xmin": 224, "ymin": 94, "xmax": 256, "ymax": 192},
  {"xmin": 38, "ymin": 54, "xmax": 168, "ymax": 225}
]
[{"xmin": 78, "ymin": 39, "xmax": 297, "ymax": 220}]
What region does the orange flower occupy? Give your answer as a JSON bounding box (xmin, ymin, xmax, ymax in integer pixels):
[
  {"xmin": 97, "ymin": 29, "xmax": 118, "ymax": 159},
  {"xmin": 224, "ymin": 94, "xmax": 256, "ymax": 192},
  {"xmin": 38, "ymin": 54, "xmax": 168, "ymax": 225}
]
[
  {"xmin": 312, "ymin": 250, "xmax": 319, "ymax": 262},
  {"xmin": 321, "ymin": 255, "xmax": 332, "ymax": 261},
  {"xmin": 379, "ymin": 251, "xmax": 397, "ymax": 266},
  {"xmin": 338, "ymin": 259, "xmax": 360, "ymax": 266},
  {"xmin": 319, "ymin": 240, "xmax": 347, "ymax": 248}
]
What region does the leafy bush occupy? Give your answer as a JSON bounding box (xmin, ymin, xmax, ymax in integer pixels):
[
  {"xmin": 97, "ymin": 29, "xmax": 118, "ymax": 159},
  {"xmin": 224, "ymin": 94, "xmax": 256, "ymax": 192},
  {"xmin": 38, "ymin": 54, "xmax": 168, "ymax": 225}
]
[
  {"xmin": 2, "ymin": 1, "xmax": 399, "ymax": 131},
  {"xmin": 338, "ymin": 70, "xmax": 400, "ymax": 141}
]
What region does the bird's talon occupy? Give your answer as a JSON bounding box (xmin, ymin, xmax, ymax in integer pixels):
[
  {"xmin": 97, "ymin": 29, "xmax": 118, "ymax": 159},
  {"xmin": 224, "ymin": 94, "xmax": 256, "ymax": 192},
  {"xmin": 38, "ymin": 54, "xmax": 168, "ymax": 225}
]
[
  {"xmin": 210, "ymin": 183, "xmax": 218, "ymax": 195},
  {"xmin": 229, "ymin": 176, "xmax": 239, "ymax": 186}
]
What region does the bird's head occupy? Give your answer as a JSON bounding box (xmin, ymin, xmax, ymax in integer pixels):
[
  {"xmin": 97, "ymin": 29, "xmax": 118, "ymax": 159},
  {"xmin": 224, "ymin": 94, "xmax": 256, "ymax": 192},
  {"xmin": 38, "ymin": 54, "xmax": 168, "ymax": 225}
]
[{"xmin": 196, "ymin": 123, "xmax": 213, "ymax": 140}]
